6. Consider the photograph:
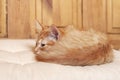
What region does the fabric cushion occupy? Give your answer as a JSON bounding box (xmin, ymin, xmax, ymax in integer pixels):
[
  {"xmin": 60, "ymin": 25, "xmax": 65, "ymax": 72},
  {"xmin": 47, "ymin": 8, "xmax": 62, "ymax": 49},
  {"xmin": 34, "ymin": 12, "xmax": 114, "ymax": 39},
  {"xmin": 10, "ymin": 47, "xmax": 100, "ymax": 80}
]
[
  {"xmin": 0, "ymin": 39, "xmax": 35, "ymax": 52},
  {"xmin": 0, "ymin": 39, "xmax": 120, "ymax": 80}
]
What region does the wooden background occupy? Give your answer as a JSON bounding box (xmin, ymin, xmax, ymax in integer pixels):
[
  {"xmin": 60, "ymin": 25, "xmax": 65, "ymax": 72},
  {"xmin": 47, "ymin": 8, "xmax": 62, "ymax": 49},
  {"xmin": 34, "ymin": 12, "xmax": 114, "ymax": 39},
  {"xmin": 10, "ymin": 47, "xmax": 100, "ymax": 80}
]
[
  {"xmin": 0, "ymin": 0, "xmax": 120, "ymax": 49},
  {"xmin": 0, "ymin": 0, "xmax": 6, "ymax": 37}
]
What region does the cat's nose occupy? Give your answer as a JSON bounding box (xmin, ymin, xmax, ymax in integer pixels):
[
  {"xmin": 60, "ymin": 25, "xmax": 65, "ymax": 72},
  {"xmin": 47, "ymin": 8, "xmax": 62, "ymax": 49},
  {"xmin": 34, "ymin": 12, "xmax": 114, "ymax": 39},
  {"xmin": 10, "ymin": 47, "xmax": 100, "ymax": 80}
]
[
  {"xmin": 35, "ymin": 46, "xmax": 39, "ymax": 52},
  {"xmin": 34, "ymin": 47, "xmax": 41, "ymax": 54}
]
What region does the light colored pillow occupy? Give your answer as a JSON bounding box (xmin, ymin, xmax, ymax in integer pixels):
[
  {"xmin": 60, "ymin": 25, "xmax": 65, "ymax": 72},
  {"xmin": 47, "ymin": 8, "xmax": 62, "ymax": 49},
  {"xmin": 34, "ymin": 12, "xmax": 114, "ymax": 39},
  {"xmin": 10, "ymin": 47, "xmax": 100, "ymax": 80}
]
[
  {"xmin": 0, "ymin": 39, "xmax": 120, "ymax": 80},
  {"xmin": 0, "ymin": 39, "xmax": 35, "ymax": 53},
  {"xmin": 0, "ymin": 50, "xmax": 37, "ymax": 65},
  {"xmin": 0, "ymin": 39, "xmax": 37, "ymax": 64}
]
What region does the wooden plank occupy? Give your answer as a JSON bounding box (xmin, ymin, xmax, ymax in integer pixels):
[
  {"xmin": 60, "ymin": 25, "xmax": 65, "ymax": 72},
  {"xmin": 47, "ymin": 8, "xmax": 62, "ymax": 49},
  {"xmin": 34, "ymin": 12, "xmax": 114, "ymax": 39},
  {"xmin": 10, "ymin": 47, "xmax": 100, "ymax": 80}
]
[
  {"xmin": 77, "ymin": 0, "xmax": 82, "ymax": 30},
  {"xmin": 108, "ymin": 34, "xmax": 120, "ymax": 40},
  {"xmin": 108, "ymin": 34, "xmax": 120, "ymax": 49},
  {"xmin": 0, "ymin": 0, "xmax": 6, "ymax": 37},
  {"xmin": 107, "ymin": 0, "xmax": 120, "ymax": 33},
  {"xmin": 110, "ymin": 40, "xmax": 120, "ymax": 50},
  {"xmin": 36, "ymin": 0, "xmax": 42, "ymax": 23},
  {"xmin": 29, "ymin": 0, "xmax": 36, "ymax": 38},
  {"xmin": 36, "ymin": 0, "xmax": 80, "ymax": 29},
  {"xmin": 53, "ymin": 0, "xmax": 74, "ymax": 26},
  {"xmin": 113, "ymin": 0, "xmax": 120, "ymax": 28},
  {"xmin": 36, "ymin": 0, "xmax": 78, "ymax": 28},
  {"xmin": 60, "ymin": 0, "xmax": 73, "ymax": 26},
  {"xmin": 107, "ymin": 0, "xmax": 113, "ymax": 33},
  {"xmin": 42, "ymin": 0, "xmax": 53, "ymax": 25},
  {"xmin": 8, "ymin": 0, "xmax": 31, "ymax": 38},
  {"xmin": 83, "ymin": 0, "xmax": 106, "ymax": 32},
  {"xmin": 72, "ymin": 0, "xmax": 78, "ymax": 28},
  {"xmin": 53, "ymin": 0, "xmax": 61, "ymax": 25}
]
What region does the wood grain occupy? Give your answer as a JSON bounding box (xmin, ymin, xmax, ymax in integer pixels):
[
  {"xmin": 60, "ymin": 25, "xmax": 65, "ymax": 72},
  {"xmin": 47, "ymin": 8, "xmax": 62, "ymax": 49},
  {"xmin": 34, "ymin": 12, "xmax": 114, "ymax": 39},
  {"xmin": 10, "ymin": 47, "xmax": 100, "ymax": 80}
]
[
  {"xmin": 36, "ymin": 0, "xmax": 42, "ymax": 23},
  {"xmin": 42, "ymin": 0, "xmax": 53, "ymax": 25},
  {"xmin": 72, "ymin": 0, "xmax": 78, "ymax": 28},
  {"xmin": 53, "ymin": 0, "xmax": 61, "ymax": 25},
  {"xmin": 36, "ymin": 0, "xmax": 79, "ymax": 27},
  {"xmin": 113, "ymin": 0, "xmax": 120, "ymax": 28},
  {"xmin": 77, "ymin": 0, "xmax": 82, "ymax": 30},
  {"xmin": 0, "ymin": 0, "xmax": 6, "ymax": 37},
  {"xmin": 8, "ymin": 0, "xmax": 31, "ymax": 38},
  {"xmin": 53, "ymin": 0, "xmax": 73, "ymax": 26},
  {"xmin": 107, "ymin": 0, "xmax": 120, "ymax": 33},
  {"xmin": 83, "ymin": 0, "xmax": 106, "ymax": 32},
  {"xmin": 108, "ymin": 34, "xmax": 120, "ymax": 49},
  {"xmin": 60, "ymin": 0, "xmax": 73, "ymax": 26},
  {"xmin": 30, "ymin": 0, "xmax": 36, "ymax": 38}
]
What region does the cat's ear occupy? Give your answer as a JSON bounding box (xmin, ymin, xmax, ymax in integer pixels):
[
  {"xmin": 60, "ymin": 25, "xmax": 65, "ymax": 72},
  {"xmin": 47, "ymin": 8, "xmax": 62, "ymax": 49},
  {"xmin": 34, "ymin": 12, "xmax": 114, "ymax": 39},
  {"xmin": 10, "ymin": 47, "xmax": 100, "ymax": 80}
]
[
  {"xmin": 35, "ymin": 20, "xmax": 44, "ymax": 33},
  {"xmin": 50, "ymin": 24, "xmax": 60, "ymax": 40}
]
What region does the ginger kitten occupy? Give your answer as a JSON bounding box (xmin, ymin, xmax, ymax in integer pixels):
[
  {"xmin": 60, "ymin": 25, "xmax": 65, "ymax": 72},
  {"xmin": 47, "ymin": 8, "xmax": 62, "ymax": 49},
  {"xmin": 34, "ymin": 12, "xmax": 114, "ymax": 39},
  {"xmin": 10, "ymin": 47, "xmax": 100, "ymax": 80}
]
[{"xmin": 34, "ymin": 21, "xmax": 114, "ymax": 66}]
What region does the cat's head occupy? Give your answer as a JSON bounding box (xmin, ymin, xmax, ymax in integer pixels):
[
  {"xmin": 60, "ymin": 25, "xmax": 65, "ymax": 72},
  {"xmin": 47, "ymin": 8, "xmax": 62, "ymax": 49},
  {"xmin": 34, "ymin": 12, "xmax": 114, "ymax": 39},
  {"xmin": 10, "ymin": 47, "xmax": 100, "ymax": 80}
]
[{"xmin": 35, "ymin": 21, "xmax": 60, "ymax": 54}]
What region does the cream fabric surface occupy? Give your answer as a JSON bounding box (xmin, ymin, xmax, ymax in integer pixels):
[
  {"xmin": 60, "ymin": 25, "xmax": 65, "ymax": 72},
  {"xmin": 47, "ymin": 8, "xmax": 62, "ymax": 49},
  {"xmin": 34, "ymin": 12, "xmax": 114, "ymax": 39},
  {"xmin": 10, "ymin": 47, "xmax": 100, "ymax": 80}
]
[{"xmin": 0, "ymin": 39, "xmax": 120, "ymax": 80}]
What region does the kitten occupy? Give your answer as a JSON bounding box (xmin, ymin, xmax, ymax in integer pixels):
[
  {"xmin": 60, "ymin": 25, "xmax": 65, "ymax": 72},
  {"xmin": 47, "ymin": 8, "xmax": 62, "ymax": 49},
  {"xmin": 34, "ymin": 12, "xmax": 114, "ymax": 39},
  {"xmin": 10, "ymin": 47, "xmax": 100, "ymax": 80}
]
[{"xmin": 34, "ymin": 21, "xmax": 114, "ymax": 66}]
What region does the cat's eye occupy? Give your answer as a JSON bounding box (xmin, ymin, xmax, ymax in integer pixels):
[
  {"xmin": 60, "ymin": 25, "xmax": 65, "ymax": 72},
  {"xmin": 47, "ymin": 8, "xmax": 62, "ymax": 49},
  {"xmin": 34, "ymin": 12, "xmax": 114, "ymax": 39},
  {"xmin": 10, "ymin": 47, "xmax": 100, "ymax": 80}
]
[{"xmin": 41, "ymin": 43, "xmax": 45, "ymax": 47}]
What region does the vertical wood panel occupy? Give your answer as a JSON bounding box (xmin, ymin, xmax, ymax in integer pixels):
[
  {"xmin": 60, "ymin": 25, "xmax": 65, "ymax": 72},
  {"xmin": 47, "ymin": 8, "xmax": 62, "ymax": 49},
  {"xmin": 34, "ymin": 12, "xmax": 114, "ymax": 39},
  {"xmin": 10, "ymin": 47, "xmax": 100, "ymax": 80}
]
[
  {"xmin": 36, "ymin": 0, "xmax": 42, "ymax": 23},
  {"xmin": 0, "ymin": 0, "xmax": 6, "ymax": 37},
  {"xmin": 37, "ymin": 0, "xmax": 78, "ymax": 27},
  {"xmin": 83, "ymin": 0, "xmax": 106, "ymax": 32},
  {"xmin": 107, "ymin": 0, "xmax": 113, "ymax": 33},
  {"xmin": 53, "ymin": 0, "xmax": 61, "ymax": 25},
  {"xmin": 60, "ymin": 0, "xmax": 72, "ymax": 26},
  {"xmin": 42, "ymin": 0, "xmax": 53, "ymax": 25},
  {"xmin": 36, "ymin": 0, "xmax": 83, "ymax": 29},
  {"xmin": 8, "ymin": 0, "xmax": 31, "ymax": 38},
  {"xmin": 53, "ymin": 0, "xmax": 73, "ymax": 26},
  {"xmin": 30, "ymin": 0, "xmax": 36, "ymax": 38},
  {"xmin": 72, "ymin": 0, "xmax": 77, "ymax": 28},
  {"xmin": 52, "ymin": 0, "xmax": 82, "ymax": 29},
  {"xmin": 77, "ymin": 0, "xmax": 82, "ymax": 29},
  {"xmin": 113, "ymin": 0, "xmax": 120, "ymax": 28},
  {"xmin": 107, "ymin": 0, "xmax": 120, "ymax": 33}
]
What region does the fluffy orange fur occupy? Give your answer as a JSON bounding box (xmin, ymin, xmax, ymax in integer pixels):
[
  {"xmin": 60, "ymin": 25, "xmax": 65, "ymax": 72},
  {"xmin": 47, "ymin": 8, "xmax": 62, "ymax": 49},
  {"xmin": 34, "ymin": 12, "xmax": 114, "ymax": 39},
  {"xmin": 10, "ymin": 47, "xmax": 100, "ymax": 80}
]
[{"xmin": 35, "ymin": 23, "xmax": 114, "ymax": 66}]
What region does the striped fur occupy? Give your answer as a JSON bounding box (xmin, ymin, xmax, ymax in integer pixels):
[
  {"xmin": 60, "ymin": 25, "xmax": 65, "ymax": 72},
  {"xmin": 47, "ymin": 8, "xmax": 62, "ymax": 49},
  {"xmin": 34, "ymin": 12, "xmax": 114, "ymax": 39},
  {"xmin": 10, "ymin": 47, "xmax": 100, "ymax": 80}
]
[{"xmin": 35, "ymin": 24, "xmax": 114, "ymax": 66}]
